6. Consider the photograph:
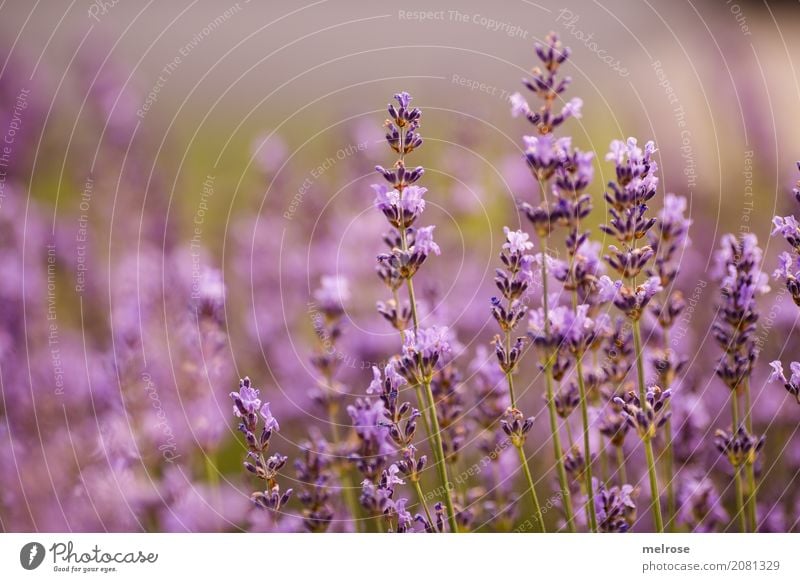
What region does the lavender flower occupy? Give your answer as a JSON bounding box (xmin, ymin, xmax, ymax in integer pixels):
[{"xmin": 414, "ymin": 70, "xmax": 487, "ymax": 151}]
[
  {"xmin": 593, "ymin": 479, "xmax": 638, "ymax": 533},
  {"xmin": 677, "ymin": 473, "xmax": 728, "ymax": 533},
  {"xmin": 768, "ymin": 361, "xmax": 800, "ymax": 404},
  {"xmin": 500, "ymin": 409, "xmax": 535, "ymax": 448},
  {"xmin": 230, "ymin": 378, "xmax": 292, "ymax": 512},
  {"xmin": 509, "ymin": 33, "xmax": 581, "ymax": 135},
  {"xmin": 347, "ymin": 396, "xmax": 391, "ymax": 482},
  {"xmin": 396, "ymin": 326, "xmax": 452, "ymax": 384},
  {"xmin": 294, "ymin": 437, "xmax": 335, "ymax": 532},
  {"xmin": 715, "ymin": 426, "xmax": 765, "ymax": 468},
  {"xmin": 771, "ymin": 163, "xmax": 800, "ymax": 304},
  {"xmin": 367, "ymin": 363, "xmax": 421, "ymax": 450},
  {"xmin": 712, "ymin": 234, "xmax": 769, "ymax": 392},
  {"xmin": 614, "ymin": 386, "xmax": 672, "ymax": 441},
  {"xmin": 600, "ymin": 137, "xmax": 660, "ymax": 292}
]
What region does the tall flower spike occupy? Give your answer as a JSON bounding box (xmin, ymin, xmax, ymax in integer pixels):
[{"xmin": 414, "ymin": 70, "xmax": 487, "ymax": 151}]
[
  {"xmin": 372, "ymin": 91, "xmax": 459, "ymax": 533},
  {"xmin": 599, "ymin": 137, "xmax": 665, "ymax": 533},
  {"xmin": 711, "ymin": 234, "xmax": 768, "ymax": 392},
  {"xmin": 711, "ymin": 232, "xmax": 767, "ymax": 532}
]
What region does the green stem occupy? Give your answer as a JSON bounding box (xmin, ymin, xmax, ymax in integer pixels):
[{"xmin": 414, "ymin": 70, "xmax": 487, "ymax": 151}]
[
  {"xmin": 414, "ymin": 383, "xmax": 434, "ymax": 444},
  {"xmin": 516, "ymin": 444, "xmax": 546, "ymax": 532},
  {"xmin": 505, "ymin": 333, "xmax": 517, "ymax": 408},
  {"xmin": 661, "ymin": 327, "xmax": 676, "ymax": 532},
  {"xmin": 742, "ymin": 378, "xmax": 757, "ymax": 531},
  {"xmin": 412, "ymin": 480, "xmax": 435, "ymax": 531},
  {"xmin": 545, "ymin": 368, "xmax": 575, "ymax": 532},
  {"xmin": 643, "ymin": 438, "xmax": 664, "ymax": 532},
  {"xmin": 632, "ymin": 319, "xmax": 664, "ymax": 532},
  {"xmin": 423, "ymin": 379, "xmax": 459, "ymax": 532},
  {"xmin": 664, "ymin": 417, "xmax": 676, "ymax": 532},
  {"xmin": 575, "ymin": 353, "xmax": 598, "ymax": 532},
  {"xmin": 745, "ymin": 464, "xmax": 758, "ymax": 532},
  {"xmin": 733, "ymin": 466, "xmax": 747, "ymax": 533},
  {"xmin": 503, "ymin": 338, "xmax": 546, "ymax": 532},
  {"xmin": 730, "ymin": 389, "xmax": 747, "ymax": 532}
]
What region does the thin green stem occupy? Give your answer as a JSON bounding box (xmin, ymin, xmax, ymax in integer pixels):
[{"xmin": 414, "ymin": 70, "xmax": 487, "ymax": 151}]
[
  {"xmin": 661, "ymin": 327, "xmax": 676, "ymax": 533},
  {"xmin": 414, "ymin": 384, "xmax": 434, "ymax": 444},
  {"xmin": 503, "ymin": 332, "xmax": 546, "ymax": 532},
  {"xmin": 505, "ymin": 333, "xmax": 517, "ymax": 409},
  {"xmin": 545, "ymin": 367, "xmax": 576, "ymax": 532},
  {"xmin": 742, "ymin": 378, "xmax": 757, "ymax": 531},
  {"xmin": 564, "ymin": 416, "xmax": 575, "ymax": 448},
  {"xmin": 643, "ymin": 438, "xmax": 664, "ymax": 532},
  {"xmin": 730, "ymin": 388, "xmax": 747, "ymax": 532},
  {"xmin": 516, "ymin": 444, "xmax": 546, "ymax": 532},
  {"xmin": 664, "ymin": 417, "xmax": 676, "ymax": 532},
  {"xmin": 412, "ymin": 480, "xmax": 435, "ymax": 530},
  {"xmin": 423, "ymin": 379, "xmax": 459, "ymax": 532},
  {"xmin": 575, "ymin": 353, "xmax": 598, "ymax": 532},
  {"xmin": 632, "ymin": 319, "xmax": 664, "ymax": 532},
  {"xmin": 733, "ymin": 466, "xmax": 747, "ymax": 533},
  {"xmin": 745, "ymin": 464, "xmax": 758, "ymax": 532}
]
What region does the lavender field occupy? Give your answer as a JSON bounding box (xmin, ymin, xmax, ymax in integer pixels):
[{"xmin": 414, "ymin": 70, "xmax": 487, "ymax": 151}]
[{"xmin": 1, "ymin": 0, "xmax": 800, "ymax": 534}]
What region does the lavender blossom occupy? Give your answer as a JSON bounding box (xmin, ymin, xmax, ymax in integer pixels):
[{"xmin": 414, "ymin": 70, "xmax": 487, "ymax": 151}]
[
  {"xmin": 715, "ymin": 426, "xmax": 765, "ymax": 469},
  {"xmin": 230, "ymin": 378, "xmax": 292, "ymax": 512},
  {"xmin": 593, "ymin": 479, "xmax": 638, "ymax": 533},
  {"xmin": 712, "ymin": 234, "xmax": 769, "ymax": 392},
  {"xmin": 771, "ymin": 163, "xmax": 800, "ymax": 305},
  {"xmin": 614, "ymin": 386, "xmax": 672, "ymax": 441},
  {"xmin": 295, "ymin": 437, "xmax": 335, "ymax": 532},
  {"xmin": 768, "ymin": 361, "xmax": 800, "ymax": 404},
  {"xmin": 677, "ymin": 473, "xmax": 729, "ymax": 533}
]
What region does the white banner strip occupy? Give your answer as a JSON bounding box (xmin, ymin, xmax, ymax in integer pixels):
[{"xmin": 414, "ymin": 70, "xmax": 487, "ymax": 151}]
[{"xmin": 1, "ymin": 533, "xmax": 798, "ymax": 580}]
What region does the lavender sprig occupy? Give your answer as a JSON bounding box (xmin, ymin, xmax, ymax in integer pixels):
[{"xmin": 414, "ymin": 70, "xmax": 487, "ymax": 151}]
[
  {"xmin": 600, "ymin": 137, "xmax": 665, "ymax": 532},
  {"xmin": 511, "ymin": 32, "xmax": 581, "ymax": 531},
  {"xmin": 372, "ymin": 91, "xmax": 458, "ymax": 531},
  {"xmin": 368, "ymin": 361, "xmax": 433, "ymax": 526},
  {"xmin": 489, "ymin": 227, "xmax": 546, "ymax": 531},
  {"xmin": 230, "ymin": 378, "xmax": 292, "ymax": 512},
  {"xmin": 711, "ymin": 233, "xmax": 769, "ymax": 531}
]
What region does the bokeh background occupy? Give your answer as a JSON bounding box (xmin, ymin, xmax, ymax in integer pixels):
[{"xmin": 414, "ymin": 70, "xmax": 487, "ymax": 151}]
[{"xmin": 1, "ymin": 0, "xmax": 800, "ymax": 532}]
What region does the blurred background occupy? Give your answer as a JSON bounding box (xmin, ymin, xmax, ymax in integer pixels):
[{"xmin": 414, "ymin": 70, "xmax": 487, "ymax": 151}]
[{"xmin": 1, "ymin": 0, "xmax": 800, "ymax": 532}]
